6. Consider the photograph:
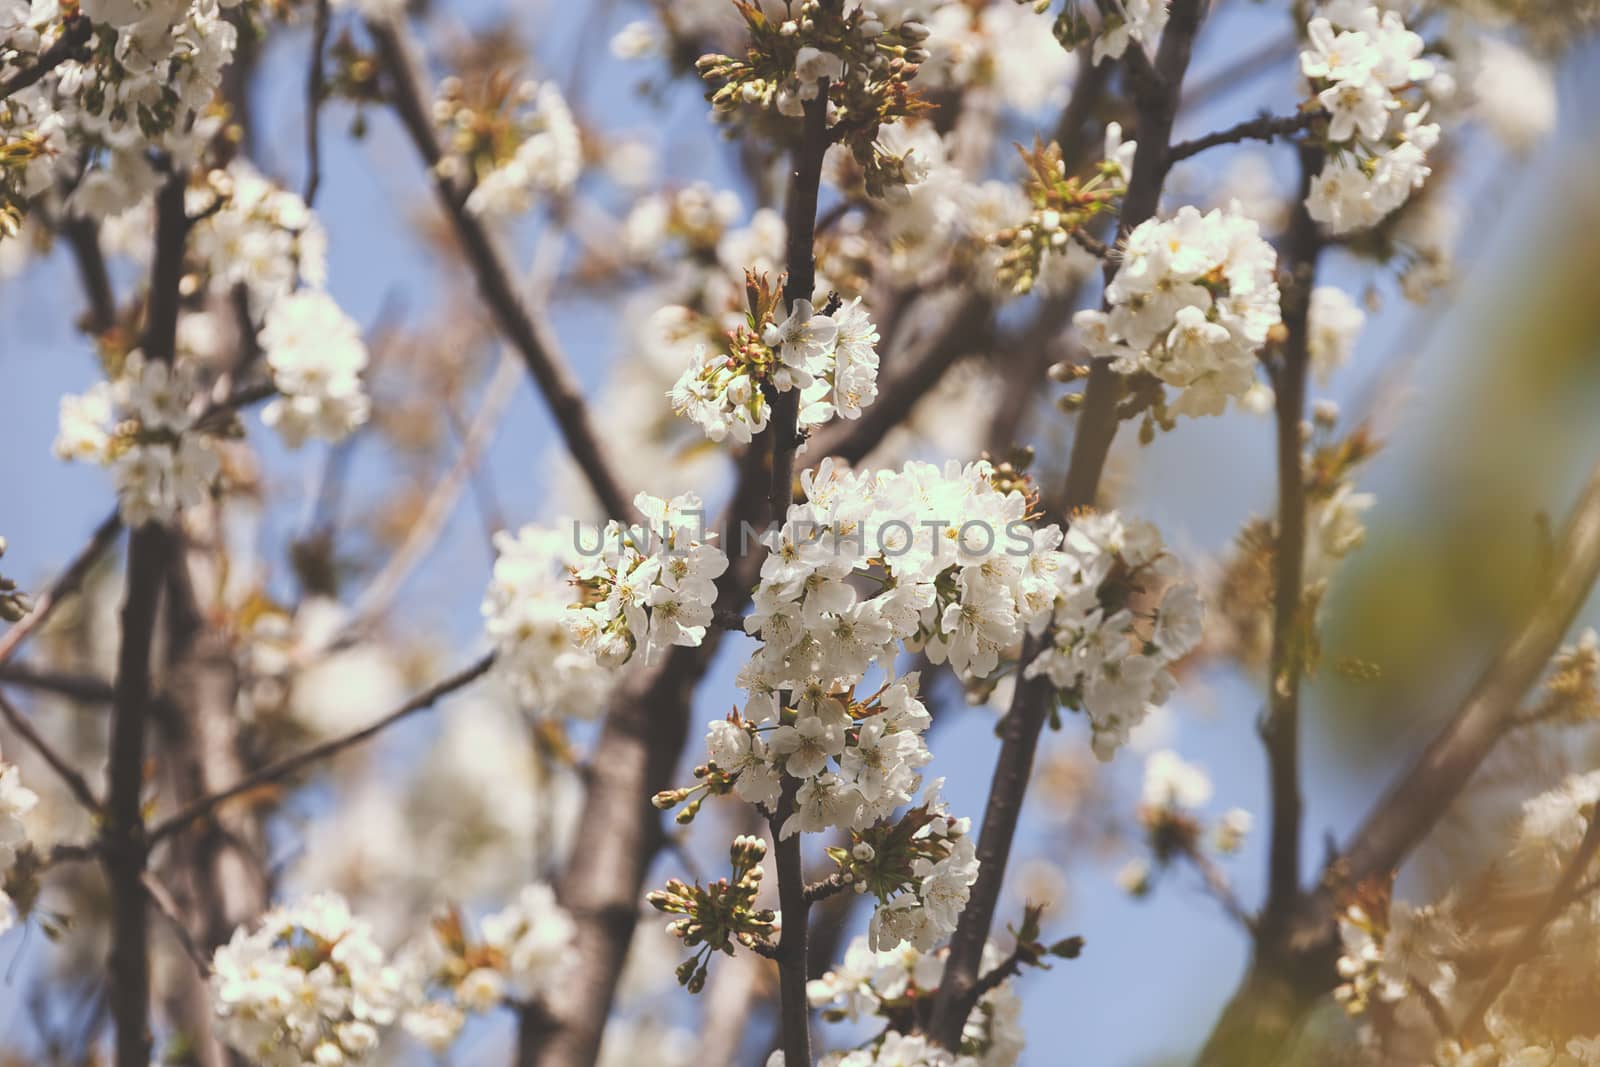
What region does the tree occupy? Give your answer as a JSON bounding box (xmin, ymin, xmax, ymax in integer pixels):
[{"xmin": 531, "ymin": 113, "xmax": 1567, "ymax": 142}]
[{"xmin": 1, "ymin": 0, "xmax": 1596, "ymax": 1065}]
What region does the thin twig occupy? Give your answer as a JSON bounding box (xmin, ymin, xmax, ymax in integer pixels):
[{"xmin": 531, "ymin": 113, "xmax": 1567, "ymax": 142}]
[
  {"xmin": 0, "ymin": 662, "xmax": 114, "ymax": 703},
  {"xmin": 140, "ymin": 871, "xmax": 213, "ymax": 979},
  {"xmin": 340, "ymin": 350, "xmax": 519, "ymax": 641},
  {"xmin": 803, "ymin": 872, "xmax": 850, "ymax": 904},
  {"xmin": 147, "ymin": 652, "xmax": 495, "ymax": 846},
  {"xmin": 0, "ymin": 689, "xmax": 101, "ymax": 811},
  {"xmin": 1167, "ymin": 110, "xmax": 1317, "ymax": 167},
  {"xmin": 367, "ymin": 18, "xmax": 634, "ymax": 521},
  {"xmin": 0, "ymin": 510, "xmax": 123, "ymax": 665}
]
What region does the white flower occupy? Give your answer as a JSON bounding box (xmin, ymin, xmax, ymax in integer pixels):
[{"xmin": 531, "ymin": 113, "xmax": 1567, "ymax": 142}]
[
  {"xmin": 464, "ymin": 82, "xmax": 582, "ymax": 218},
  {"xmin": 1093, "ymin": 0, "xmax": 1170, "ymax": 65},
  {"xmin": 260, "ymin": 290, "xmax": 370, "ymax": 447},
  {"xmin": 1307, "ymin": 286, "xmax": 1365, "ymax": 383},
  {"xmin": 1142, "ymin": 750, "xmax": 1212, "ymax": 811},
  {"xmin": 478, "ymin": 883, "xmax": 577, "ymax": 1000}
]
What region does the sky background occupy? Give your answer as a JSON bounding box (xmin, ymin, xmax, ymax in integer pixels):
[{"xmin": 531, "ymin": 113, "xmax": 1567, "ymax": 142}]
[{"xmin": 3, "ymin": 1, "xmax": 1600, "ymax": 1064}]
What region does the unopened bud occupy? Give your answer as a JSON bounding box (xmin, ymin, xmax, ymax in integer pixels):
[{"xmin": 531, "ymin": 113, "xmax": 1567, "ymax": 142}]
[{"xmin": 899, "ymin": 20, "xmax": 929, "ymax": 41}]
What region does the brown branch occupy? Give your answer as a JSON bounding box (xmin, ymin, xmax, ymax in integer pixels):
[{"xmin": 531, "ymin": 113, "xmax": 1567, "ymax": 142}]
[
  {"xmin": 1167, "ymin": 110, "xmax": 1317, "ymax": 167},
  {"xmin": 63, "ymin": 217, "xmax": 118, "ymax": 335},
  {"xmin": 1338, "ymin": 454, "xmax": 1600, "ymax": 883},
  {"xmin": 927, "ymin": 2, "xmax": 1208, "ymax": 1047},
  {"xmin": 1458, "ymin": 811, "xmax": 1600, "ymax": 1041},
  {"xmin": 1259, "ymin": 148, "xmax": 1324, "ymax": 936},
  {"xmin": 0, "ymin": 689, "xmax": 101, "ymax": 811},
  {"xmin": 103, "ymin": 173, "xmax": 189, "ymax": 1067},
  {"xmin": 0, "ymin": 510, "xmax": 123, "ymax": 666},
  {"xmin": 0, "ymin": 15, "xmax": 92, "ymax": 100},
  {"xmin": 1194, "ymin": 450, "xmax": 1600, "ymax": 1067},
  {"xmin": 804, "ymin": 871, "xmax": 850, "ymax": 905},
  {"xmin": 141, "ymin": 870, "xmax": 213, "ymax": 979},
  {"xmin": 367, "ymin": 18, "xmax": 633, "ymax": 521},
  {"xmin": 303, "ymin": 0, "xmax": 331, "ymax": 206},
  {"xmin": 147, "ymin": 652, "xmax": 494, "ymax": 846},
  {"xmin": 770, "ymin": 74, "xmax": 833, "ymax": 1067},
  {"xmin": 0, "ymin": 662, "xmax": 114, "ymax": 703}
]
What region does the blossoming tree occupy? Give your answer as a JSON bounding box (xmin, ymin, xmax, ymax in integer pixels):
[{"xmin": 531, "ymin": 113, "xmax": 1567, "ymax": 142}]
[{"xmin": 0, "ymin": 0, "xmax": 1594, "ymax": 1065}]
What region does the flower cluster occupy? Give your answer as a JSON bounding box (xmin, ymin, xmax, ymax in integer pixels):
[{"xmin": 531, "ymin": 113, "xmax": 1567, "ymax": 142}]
[
  {"xmin": 989, "ymin": 129, "xmax": 1135, "ymax": 295},
  {"xmin": 483, "ymin": 492, "xmax": 728, "ymax": 711},
  {"xmin": 400, "ymin": 883, "xmax": 577, "ymax": 1049},
  {"xmin": 1333, "ymin": 888, "xmax": 1459, "ymax": 1018},
  {"xmin": 209, "ymin": 893, "xmax": 408, "ymax": 1067},
  {"xmin": 481, "ymin": 523, "xmax": 617, "ymax": 716},
  {"xmin": 0, "ymin": 535, "xmax": 30, "ymax": 623},
  {"xmin": 1024, "ymin": 512, "xmax": 1205, "ymax": 759},
  {"xmin": 853, "ymin": 783, "xmax": 980, "ymax": 953},
  {"xmin": 259, "ymin": 291, "xmax": 373, "ymax": 448},
  {"xmin": 0, "ymin": 744, "xmax": 38, "ymax": 935},
  {"xmin": 809, "ymin": 934, "xmax": 1028, "ymax": 1067},
  {"xmin": 1300, "ymin": 2, "xmax": 1440, "ymax": 235},
  {"xmin": 53, "ymin": 353, "xmax": 222, "ymax": 526},
  {"xmin": 1074, "ymin": 204, "xmax": 1282, "ymax": 418},
  {"xmin": 432, "ymin": 74, "xmax": 582, "ymax": 219},
  {"xmin": 649, "ymin": 835, "xmax": 776, "ymax": 994},
  {"xmin": 668, "ymin": 277, "xmax": 880, "ymax": 443},
  {"xmin": 2, "ymin": 0, "xmax": 240, "ymax": 225},
  {"xmin": 696, "ymin": 0, "xmax": 934, "ymax": 195},
  {"xmin": 190, "ymin": 163, "xmax": 330, "ymax": 313}
]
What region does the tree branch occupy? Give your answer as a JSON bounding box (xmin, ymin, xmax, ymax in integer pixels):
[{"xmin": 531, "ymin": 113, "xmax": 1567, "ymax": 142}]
[
  {"xmin": 1167, "ymin": 110, "xmax": 1317, "ymax": 167},
  {"xmin": 928, "ymin": 1, "xmax": 1208, "ymax": 1046},
  {"xmin": 0, "ymin": 688, "xmax": 101, "ymax": 811},
  {"xmin": 303, "ymin": 0, "xmax": 330, "ymax": 207},
  {"xmin": 1259, "ymin": 148, "xmax": 1324, "ymax": 937},
  {"xmin": 367, "ymin": 18, "xmax": 634, "ymax": 521},
  {"xmin": 147, "ymin": 652, "xmax": 495, "ymax": 846},
  {"xmin": 103, "ymin": 173, "xmax": 189, "ymax": 1067},
  {"xmin": 770, "ymin": 73, "xmax": 833, "ymax": 1067},
  {"xmin": 0, "ymin": 510, "xmax": 123, "ymax": 666},
  {"xmin": 0, "ymin": 15, "xmax": 92, "ymax": 101},
  {"xmin": 1338, "ymin": 453, "xmax": 1600, "ymax": 883}
]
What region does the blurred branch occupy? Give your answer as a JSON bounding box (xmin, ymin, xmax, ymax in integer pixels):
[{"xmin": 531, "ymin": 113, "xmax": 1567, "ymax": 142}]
[
  {"xmin": 367, "ymin": 17, "xmax": 634, "ymax": 521},
  {"xmin": 0, "ymin": 688, "xmax": 101, "ymax": 811},
  {"xmin": 0, "ymin": 510, "xmax": 123, "ymax": 665},
  {"xmin": 147, "ymin": 652, "xmax": 496, "ymax": 846},
  {"xmin": 340, "ymin": 349, "xmax": 520, "ymax": 642},
  {"xmin": 928, "ymin": 1, "xmax": 1209, "ymax": 1046},
  {"xmin": 0, "ymin": 662, "xmax": 114, "ymax": 702},
  {"xmin": 1339, "ymin": 454, "xmax": 1600, "ymax": 881},
  {"xmin": 1457, "ymin": 810, "xmax": 1600, "ymax": 1042},
  {"xmin": 63, "ymin": 216, "xmax": 118, "ymax": 334}
]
